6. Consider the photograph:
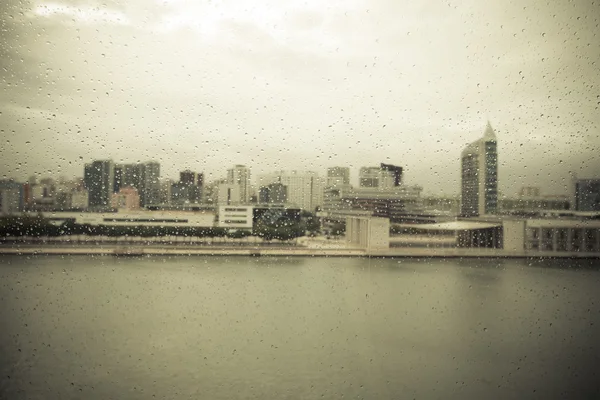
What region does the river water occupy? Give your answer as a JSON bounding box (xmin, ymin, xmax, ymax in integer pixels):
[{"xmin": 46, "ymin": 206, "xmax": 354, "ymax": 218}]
[{"xmin": 0, "ymin": 255, "xmax": 599, "ymax": 399}]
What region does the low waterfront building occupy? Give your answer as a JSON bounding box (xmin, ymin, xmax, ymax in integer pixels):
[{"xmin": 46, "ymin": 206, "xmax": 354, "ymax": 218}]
[
  {"xmin": 253, "ymin": 204, "xmax": 301, "ymax": 225},
  {"xmin": 391, "ymin": 221, "xmax": 503, "ymax": 249},
  {"xmin": 345, "ymin": 216, "xmax": 390, "ymax": 250},
  {"xmin": 217, "ymin": 206, "xmax": 253, "ymax": 229},
  {"xmin": 322, "ymin": 185, "xmax": 424, "ymax": 223},
  {"xmin": 32, "ymin": 210, "xmax": 215, "ymax": 228},
  {"xmin": 390, "ymin": 213, "xmax": 600, "ymax": 254},
  {"xmin": 521, "ymin": 219, "xmax": 600, "ymax": 253}
]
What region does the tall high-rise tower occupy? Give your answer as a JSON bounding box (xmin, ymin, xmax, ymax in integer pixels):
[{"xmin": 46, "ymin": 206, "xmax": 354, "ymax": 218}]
[
  {"xmin": 575, "ymin": 178, "xmax": 600, "ymax": 211},
  {"xmin": 139, "ymin": 161, "xmax": 161, "ymax": 207},
  {"xmin": 460, "ymin": 122, "xmax": 498, "ymax": 217},
  {"xmin": 84, "ymin": 160, "xmax": 115, "ymax": 208},
  {"xmin": 227, "ymin": 165, "xmax": 251, "ymax": 203}
]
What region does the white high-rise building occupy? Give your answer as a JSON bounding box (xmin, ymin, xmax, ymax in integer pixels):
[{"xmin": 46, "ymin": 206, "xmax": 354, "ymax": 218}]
[
  {"xmin": 460, "ymin": 121, "xmax": 498, "ymax": 217},
  {"xmin": 227, "ymin": 165, "xmax": 251, "ymax": 204},
  {"xmin": 259, "ymin": 171, "xmax": 324, "ymax": 211}
]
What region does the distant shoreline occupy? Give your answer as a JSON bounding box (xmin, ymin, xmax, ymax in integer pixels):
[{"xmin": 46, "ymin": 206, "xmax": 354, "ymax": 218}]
[{"xmin": 1, "ymin": 244, "xmax": 599, "ymax": 259}]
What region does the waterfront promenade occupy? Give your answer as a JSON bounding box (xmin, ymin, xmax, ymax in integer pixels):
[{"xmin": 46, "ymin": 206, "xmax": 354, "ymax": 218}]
[{"xmin": 1, "ymin": 238, "xmax": 599, "ymax": 258}]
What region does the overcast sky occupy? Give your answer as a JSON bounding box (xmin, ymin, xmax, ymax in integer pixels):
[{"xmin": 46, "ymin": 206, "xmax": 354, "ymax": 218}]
[{"xmin": 1, "ymin": 0, "xmax": 599, "ymax": 196}]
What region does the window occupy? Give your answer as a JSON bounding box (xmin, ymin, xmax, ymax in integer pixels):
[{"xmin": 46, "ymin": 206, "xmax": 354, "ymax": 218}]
[{"xmin": 1, "ymin": 1, "xmax": 599, "ymax": 398}]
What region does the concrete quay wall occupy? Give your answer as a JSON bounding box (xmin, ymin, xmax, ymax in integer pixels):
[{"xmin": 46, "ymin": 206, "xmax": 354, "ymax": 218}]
[{"xmin": 1, "ymin": 245, "xmax": 599, "ymax": 259}]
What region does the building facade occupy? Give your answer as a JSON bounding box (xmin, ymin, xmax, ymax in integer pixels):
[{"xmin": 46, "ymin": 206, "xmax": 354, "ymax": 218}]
[
  {"xmin": 380, "ymin": 164, "xmax": 403, "ymax": 186},
  {"xmin": 575, "ymin": 179, "xmax": 600, "ymax": 211},
  {"xmin": 523, "ymin": 219, "xmax": 600, "ymax": 253},
  {"xmin": 217, "ymin": 206, "xmax": 254, "ymax": 229},
  {"xmin": 500, "ymin": 196, "xmax": 570, "ymax": 213},
  {"xmin": 0, "ymin": 180, "xmax": 24, "ymax": 214},
  {"xmin": 258, "ymin": 183, "xmax": 288, "ymax": 204},
  {"xmin": 111, "ymin": 187, "xmax": 141, "ymax": 210},
  {"xmin": 359, "ymin": 164, "xmax": 402, "ymax": 189},
  {"xmin": 38, "ymin": 210, "xmax": 215, "ymax": 229},
  {"xmin": 326, "ymin": 167, "xmax": 350, "ymax": 188},
  {"xmin": 113, "ymin": 162, "xmax": 161, "ymax": 208},
  {"xmin": 139, "ymin": 161, "xmax": 161, "ymax": 208},
  {"xmin": 259, "ymin": 171, "xmax": 324, "ymax": 211},
  {"xmin": 227, "ymin": 165, "xmax": 251, "ymax": 204},
  {"xmin": 84, "ymin": 160, "xmax": 115, "ymax": 208},
  {"xmin": 460, "ymin": 122, "xmax": 498, "ymax": 217},
  {"xmin": 179, "ymin": 170, "xmax": 204, "ymax": 196},
  {"xmin": 217, "ymin": 183, "xmax": 242, "ymax": 205}
]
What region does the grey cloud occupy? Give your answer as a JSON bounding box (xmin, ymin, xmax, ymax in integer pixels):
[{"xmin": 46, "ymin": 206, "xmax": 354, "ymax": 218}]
[{"xmin": 1, "ymin": 0, "xmax": 599, "ymax": 196}]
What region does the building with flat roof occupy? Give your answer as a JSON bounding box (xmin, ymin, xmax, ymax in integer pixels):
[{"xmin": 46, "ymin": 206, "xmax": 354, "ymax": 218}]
[
  {"xmin": 322, "ymin": 184, "xmax": 423, "ymax": 223},
  {"xmin": 259, "ymin": 171, "xmax": 324, "ymax": 211},
  {"xmin": 227, "ymin": 165, "xmax": 251, "ymax": 204},
  {"xmin": 217, "ymin": 206, "xmax": 253, "ymax": 229},
  {"xmin": 113, "ymin": 161, "xmax": 161, "ymax": 208},
  {"xmin": 111, "ymin": 187, "xmax": 141, "ymax": 210},
  {"xmin": 139, "ymin": 161, "xmax": 161, "ymax": 208},
  {"xmin": 392, "ymin": 220, "xmax": 503, "ymax": 249},
  {"xmin": 0, "ymin": 180, "xmax": 25, "ymax": 214},
  {"xmin": 359, "ymin": 165, "xmax": 399, "ymax": 189},
  {"xmin": 500, "ymin": 187, "xmax": 570, "ymax": 214},
  {"xmin": 217, "ymin": 183, "xmax": 242, "ymax": 205},
  {"xmin": 391, "ymin": 214, "xmax": 600, "ymax": 255},
  {"xmin": 326, "ymin": 167, "xmax": 350, "ymax": 188},
  {"xmin": 460, "ymin": 122, "xmax": 498, "ymax": 217},
  {"xmin": 259, "ymin": 183, "xmax": 288, "ymax": 204},
  {"xmin": 522, "ymin": 218, "xmax": 600, "ymax": 253},
  {"xmin": 575, "ymin": 178, "xmax": 600, "ymax": 211},
  {"xmin": 84, "ymin": 160, "xmax": 115, "ymax": 209},
  {"xmin": 33, "ymin": 210, "xmax": 215, "ymax": 228},
  {"xmin": 380, "ymin": 163, "xmax": 403, "ymax": 186}
]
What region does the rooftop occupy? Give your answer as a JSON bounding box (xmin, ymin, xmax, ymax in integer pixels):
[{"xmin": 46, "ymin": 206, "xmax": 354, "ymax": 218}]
[
  {"xmin": 395, "ymin": 221, "xmax": 501, "ymax": 231},
  {"xmin": 527, "ymin": 219, "xmax": 600, "ymax": 228}
]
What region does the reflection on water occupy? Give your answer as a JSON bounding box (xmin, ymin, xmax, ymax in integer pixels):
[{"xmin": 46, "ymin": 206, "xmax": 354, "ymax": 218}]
[{"xmin": 0, "ymin": 255, "xmax": 599, "ymax": 399}]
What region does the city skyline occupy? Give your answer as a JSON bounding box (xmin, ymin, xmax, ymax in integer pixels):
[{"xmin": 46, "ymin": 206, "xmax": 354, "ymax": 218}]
[
  {"xmin": 0, "ymin": 147, "xmax": 594, "ymax": 200},
  {"xmin": 1, "ymin": 0, "xmax": 599, "ymax": 196}
]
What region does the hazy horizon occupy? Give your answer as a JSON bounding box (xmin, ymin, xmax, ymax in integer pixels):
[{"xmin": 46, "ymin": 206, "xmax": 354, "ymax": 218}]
[{"xmin": 1, "ymin": 0, "xmax": 599, "ymax": 197}]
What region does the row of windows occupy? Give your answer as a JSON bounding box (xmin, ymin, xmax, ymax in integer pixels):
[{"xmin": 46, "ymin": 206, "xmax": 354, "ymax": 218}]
[
  {"xmin": 103, "ymin": 218, "xmax": 189, "ymax": 223},
  {"xmin": 527, "ymin": 228, "xmax": 600, "ymax": 252}
]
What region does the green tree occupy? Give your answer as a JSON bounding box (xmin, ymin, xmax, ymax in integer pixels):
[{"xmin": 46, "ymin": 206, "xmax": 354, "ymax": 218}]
[{"xmin": 300, "ymin": 210, "xmax": 320, "ymax": 236}]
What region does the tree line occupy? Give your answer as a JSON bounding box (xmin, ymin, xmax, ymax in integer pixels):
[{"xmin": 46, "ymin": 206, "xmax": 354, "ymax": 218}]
[{"xmin": 0, "ymin": 213, "xmax": 321, "ymax": 242}]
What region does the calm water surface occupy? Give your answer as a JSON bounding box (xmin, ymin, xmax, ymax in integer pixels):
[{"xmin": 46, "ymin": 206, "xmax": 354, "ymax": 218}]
[{"xmin": 0, "ymin": 255, "xmax": 599, "ymax": 399}]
